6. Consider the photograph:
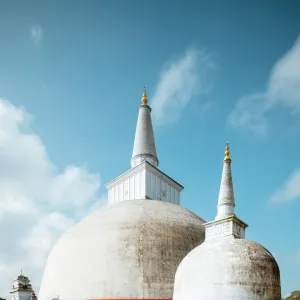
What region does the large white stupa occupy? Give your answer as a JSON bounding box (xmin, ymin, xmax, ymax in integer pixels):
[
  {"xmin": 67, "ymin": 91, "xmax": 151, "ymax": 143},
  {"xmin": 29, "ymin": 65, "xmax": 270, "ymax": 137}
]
[
  {"xmin": 38, "ymin": 90, "xmax": 206, "ymax": 300},
  {"xmin": 173, "ymin": 143, "xmax": 281, "ymax": 300}
]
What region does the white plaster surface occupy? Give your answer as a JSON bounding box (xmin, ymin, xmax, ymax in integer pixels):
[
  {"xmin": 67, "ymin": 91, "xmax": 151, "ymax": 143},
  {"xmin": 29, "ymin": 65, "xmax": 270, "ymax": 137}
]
[
  {"xmin": 105, "ymin": 162, "xmax": 183, "ymax": 205},
  {"xmin": 131, "ymin": 105, "xmax": 158, "ymax": 168},
  {"xmin": 11, "ymin": 293, "xmax": 32, "ymax": 300},
  {"xmin": 10, "ymin": 275, "xmax": 34, "ymax": 300},
  {"xmin": 173, "ymin": 237, "xmax": 281, "ymax": 300},
  {"xmin": 216, "ymin": 160, "xmax": 235, "ymax": 220},
  {"xmin": 205, "ymin": 216, "xmax": 247, "ymax": 241},
  {"xmin": 39, "ymin": 200, "xmax": 205, "ymax": 300}
]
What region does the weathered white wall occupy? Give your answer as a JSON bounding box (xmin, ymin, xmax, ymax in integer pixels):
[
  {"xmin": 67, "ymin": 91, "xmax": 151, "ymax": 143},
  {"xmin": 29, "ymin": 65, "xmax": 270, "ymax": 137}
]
[
  {"xmin": 11, "ymin": 276, "xmax": 33, "ymax": 300},
  {"xmin": 173, "ymin": 237, "xmax": 281, "ymax": 300},
  {"xmin": 39, "ymin": 200, "xmax": 205, "ymax": 300},
  {"xmin": 11, "ymin": 293, "xmax": 31, "ymax": 300},
  {"xmin": 205, "ymin": 216, "xmax": 246, "ymax": 241},
  {"xmin": 106, "ymin": 162, "xmax": 182, "ymax": 205},
  {"xmin": 145, "ymin": 166, "xmax": 180, "ymax": 204},
  {"xmin": 107, "ymin": 167, "xmax": 146, "ymax": 203}
]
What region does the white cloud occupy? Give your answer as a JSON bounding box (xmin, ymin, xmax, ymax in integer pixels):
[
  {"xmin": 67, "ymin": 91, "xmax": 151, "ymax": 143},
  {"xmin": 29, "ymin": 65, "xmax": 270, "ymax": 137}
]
[
  {"xmin": 270, "ymin": 169, "xmax": 300, "ymax": 203},
  {"xmin": 229, "ymin": 37, "xmax": 300, "ymax": 135},
  {"xmin": 30, "ymin": 25, "xmax": 43, "ymax": 45},
  {"xmin": 296, "ymin": 250, "xmax": 300, "ymax": 261},
  {"xmin": 151, "ymin": 48, "xmax": 216, "ymax": 125},
  {"xmin": 0, "ymin": 99, "xmax": 104, "ymax": 298},
  {"xmin": 228, "ymin": 93, "xmax": 269, "ymax": 136},
  {"xmin": 294, "ymin": 251, "xmax": 300, "ymax": 266}
]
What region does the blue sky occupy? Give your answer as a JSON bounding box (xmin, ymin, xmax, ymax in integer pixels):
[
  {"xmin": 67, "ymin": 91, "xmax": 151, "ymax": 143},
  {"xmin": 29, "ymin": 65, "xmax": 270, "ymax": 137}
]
[{"xmin": 0, "ymin": 0, "xmax": 300, "ymax": 298}]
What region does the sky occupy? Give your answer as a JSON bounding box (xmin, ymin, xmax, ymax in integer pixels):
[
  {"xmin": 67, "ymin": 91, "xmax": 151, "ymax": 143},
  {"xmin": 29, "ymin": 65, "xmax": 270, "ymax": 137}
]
[{"xmin": 0, "ymin": 0, "xmax": 300, "ymax": 298}]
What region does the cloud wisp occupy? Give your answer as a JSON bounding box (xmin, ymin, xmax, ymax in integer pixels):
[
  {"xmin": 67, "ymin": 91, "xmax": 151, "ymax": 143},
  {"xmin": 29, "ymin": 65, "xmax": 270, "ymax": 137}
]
[
  {"xmin": 0, "ymin": 99, "xmax": 105, "ymax": 298},
  {"xmin": 151, "ymin": 48, "xmax": 216, "ymax": 126},
  {"xmin": 269, "ymin": 169, "xmax": 300, "ymax": 203},
  {"xmin": 30, "ymin": 25, "xmax": 44, "ymax": 45},
  {"xmin": 228, "ymin": 37, "xmax": 300, "ymax": 135},
  {"xmin": 297, "ymin": 250, "xmax": 300, "ymax": 262}
]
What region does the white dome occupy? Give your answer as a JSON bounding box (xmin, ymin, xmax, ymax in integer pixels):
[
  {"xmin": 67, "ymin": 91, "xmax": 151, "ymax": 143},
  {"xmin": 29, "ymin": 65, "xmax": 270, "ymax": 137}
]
[
  {"xmin": 173, "ymin": 237, "xmax": 281, "ymax": 300},
  {"xmin": 39, "ymin": 200, "xmax": 205, "ymax": 300}
]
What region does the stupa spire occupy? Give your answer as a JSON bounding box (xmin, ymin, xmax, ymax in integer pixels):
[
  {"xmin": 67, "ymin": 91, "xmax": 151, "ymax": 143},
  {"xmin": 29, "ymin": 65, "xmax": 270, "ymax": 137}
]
[
  {"xmin": 215, "ymin": 142, "xmax": 235, "ymax": 220},
  {"xmin": 131, "ymin": 89, "xmax": 158, "ymax": 168},
  {"xmin": 141, "ymin": 88, "xmax": 148, "ymax": 105},
  {"xmin": 204, "ymin": 142, "xmax": 248, "ymax": 241},
  {"xmin": 224, "ymin": 141, "xmax": 231, "ymax": 161}
]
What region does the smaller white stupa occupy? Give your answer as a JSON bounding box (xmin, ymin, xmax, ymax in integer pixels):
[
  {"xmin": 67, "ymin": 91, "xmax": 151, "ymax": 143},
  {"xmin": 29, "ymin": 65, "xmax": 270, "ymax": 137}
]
[
  {"xmin": 10, "ymin": 271, "xmax": 37, "ymax": 300},
  {"xmin": 173, "ymin": 142, "xmax": 281, "ymax": 300}
]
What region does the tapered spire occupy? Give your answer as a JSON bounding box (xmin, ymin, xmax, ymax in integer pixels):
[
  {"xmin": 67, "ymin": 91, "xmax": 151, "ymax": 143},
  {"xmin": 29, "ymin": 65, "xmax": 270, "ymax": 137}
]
[
  {"xmin": 141, "ymin": 88, "xmax": 148, "ymax": 105},
  {"xmin": 204, "ymin": 142, "xmax": 247, "ymax": 241},
  {"xmin": 131, "ymin": 89, "xmax": 158, "ymax": 168},
  {"xmin": 224, "ymin": 141, "xmax": 231, "ymax": 161},
  {"xmin": 215, "ymin": 142, "xmax": 235, "ymax": 220}
]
